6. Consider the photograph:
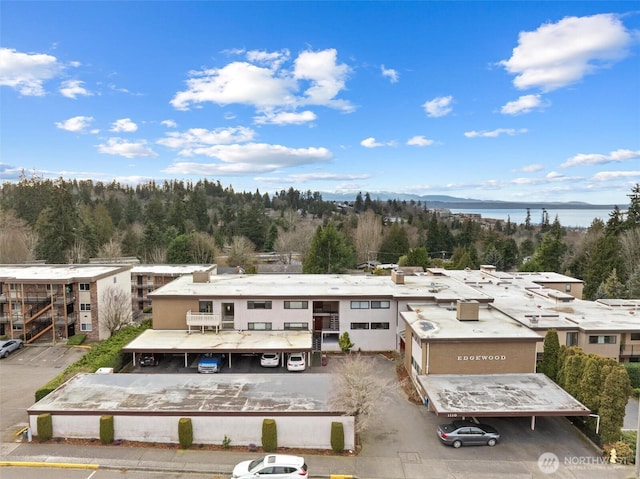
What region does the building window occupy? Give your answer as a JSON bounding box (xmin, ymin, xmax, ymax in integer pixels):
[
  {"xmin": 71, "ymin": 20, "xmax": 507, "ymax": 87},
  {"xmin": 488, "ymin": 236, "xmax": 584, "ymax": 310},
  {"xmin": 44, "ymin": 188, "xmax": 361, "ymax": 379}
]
[
  {"xmin": 631, "ymin": 333, "xmax": 640, "ymax": 341},
  {"xmin": 588, "ymin": 335, "xmax": 616, "ymax": 344},
  {"xmin": 411, "ymin": 356, "xmax": 422, "ymax": 375},
  {"xmin": 284, "ymin": 301, "xmax": 308, "ymax": 309},
  {"xmin": 565, "ymin": 284, "xmax": 571, "ymax": 292},
  {"xmin": 350, "ymin": 322, "xmax": 369, "ymax": 330},
  {"xmin": 79, "ymin": 283, "xmax": 90, "ymax": 291},
  {"xmin": 247, "ymin": 301, "xmax": 272, "ymax": 310},
  {"xmin": 566, "ymin": 332, "xmax": 578, "ymax": 346},
  {"xmin": 248, "ymin": 322, "xmax": 272, "ymax": 330},
  {"xmin": 371, "ymin": 322, "xmax": 390, "ymax": 330},
  {"xmin": 284, "ymin": 322, "xmax": 308, "ymax": 330},
  {"xmin": 199, "ymin": 300, "xmax": 213, "ymax": 313},
  {"xmin": 80, "ymin": 323, "xmax": 92, "ymax": 331},
  {"xmin": 350, "ymin": 301, "xmax": 369, "ymax": 309},
  {"xmin": 371, "ymin": 301, "xmax": 390, "ymax": 309},
  {"xmin": 80, "ymin": 303, "xmax": 91, "ymax": 311}
]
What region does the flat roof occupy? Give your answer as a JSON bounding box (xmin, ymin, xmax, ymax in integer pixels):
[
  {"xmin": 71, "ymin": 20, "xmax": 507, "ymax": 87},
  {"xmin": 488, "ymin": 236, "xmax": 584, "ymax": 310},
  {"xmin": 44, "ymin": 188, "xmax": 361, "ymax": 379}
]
[
  {"xmin": 401, "ymin": 304, "xmax": 542, "ymax": 341},
  {"xmin": 149, "ymin": 272, "xmax": 493, "ymax": 303},
  {"xmin": 122, "ymin": 329, "xmax": 313, "ymax": 354},
  {"xmin": 130, "ymin": 264, "xmax": 216, "ymax": 275},
  {"xmin": 0, "ymin": 264, "xmax": 130, "ymax": 282},
  {"xmin": 28, "ymin": 372, "xmax": 335, "ymax": 415},
  {"xmin": 418, "ymin": 373, "xmax": 590, "ymax": 417}
]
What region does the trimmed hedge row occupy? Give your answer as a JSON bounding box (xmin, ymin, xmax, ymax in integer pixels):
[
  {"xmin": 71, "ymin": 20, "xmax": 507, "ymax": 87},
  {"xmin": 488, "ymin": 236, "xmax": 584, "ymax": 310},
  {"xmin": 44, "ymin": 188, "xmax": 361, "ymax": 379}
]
[{"xmin": 35, "ymin": 323, "xmax": 150, "ymax": 401}]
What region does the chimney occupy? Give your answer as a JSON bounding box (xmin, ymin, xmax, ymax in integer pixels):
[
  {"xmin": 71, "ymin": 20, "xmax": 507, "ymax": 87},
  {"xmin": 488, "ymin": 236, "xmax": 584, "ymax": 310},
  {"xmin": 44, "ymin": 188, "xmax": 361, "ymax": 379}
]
[
  {"xmin": 391, "ymin": 269, "xmax": 405, "ymax": 284},
  {"xmin": 192, "ymin": 271, "xmax": 210, "ymax": 283},
  {"xmin": 456, "ymin": 300, "xmax": 479, "ymax": 321}
]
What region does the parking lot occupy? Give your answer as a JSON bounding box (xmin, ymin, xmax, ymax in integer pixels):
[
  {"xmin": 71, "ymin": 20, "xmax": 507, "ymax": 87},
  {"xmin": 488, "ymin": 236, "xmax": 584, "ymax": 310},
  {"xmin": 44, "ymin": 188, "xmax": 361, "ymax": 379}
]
[{"xmin": 1, "ymin": 344, "xmax": 603, "ymax": 468}]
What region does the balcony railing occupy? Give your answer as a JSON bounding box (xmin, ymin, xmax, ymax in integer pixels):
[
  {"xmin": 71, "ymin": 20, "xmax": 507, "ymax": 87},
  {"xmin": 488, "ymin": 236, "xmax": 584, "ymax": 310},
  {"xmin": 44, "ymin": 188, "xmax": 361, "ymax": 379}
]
[{"xmin": 186, "ymin": 310, "xmax": 221, "ymax": 333}]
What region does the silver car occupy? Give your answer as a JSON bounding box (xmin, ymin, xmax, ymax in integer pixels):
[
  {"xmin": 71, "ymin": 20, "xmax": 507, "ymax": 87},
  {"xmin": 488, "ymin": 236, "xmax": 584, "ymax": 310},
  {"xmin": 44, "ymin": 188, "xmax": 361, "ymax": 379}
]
[
  {"xmin": 437, "ymin": 420, "xmax": 500, "ymax": 448},
  {"xmin": 0, "ymin": 339, "xmax": 24, "ymax": 358}
]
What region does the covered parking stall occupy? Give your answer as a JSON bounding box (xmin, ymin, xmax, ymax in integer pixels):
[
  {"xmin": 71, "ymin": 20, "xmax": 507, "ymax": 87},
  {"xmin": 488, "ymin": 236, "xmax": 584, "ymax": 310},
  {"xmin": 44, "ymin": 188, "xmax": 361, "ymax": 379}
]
[
  {"xmin": 122, "ymin": 328, "xmax": 313, "ymax": 369},
  {"xmin": 418, "ymin": 373, "xmax": 591, "ymax": 430}
]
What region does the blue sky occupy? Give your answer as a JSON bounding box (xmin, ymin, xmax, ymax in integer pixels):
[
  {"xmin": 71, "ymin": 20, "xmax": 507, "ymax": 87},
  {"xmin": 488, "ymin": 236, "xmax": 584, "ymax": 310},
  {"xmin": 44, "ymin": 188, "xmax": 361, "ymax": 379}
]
[{"xmin": 1, "ymin": 1, "xmax": 639, "ymax": 205}]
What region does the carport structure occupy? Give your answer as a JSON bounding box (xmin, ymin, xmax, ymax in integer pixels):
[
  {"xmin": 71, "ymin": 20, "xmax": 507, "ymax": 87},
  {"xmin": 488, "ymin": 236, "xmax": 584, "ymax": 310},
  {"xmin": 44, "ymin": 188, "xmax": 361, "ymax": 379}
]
[
  {"xmin": 418, "ymin": 373, "xmax": 591, "ymax": 430},
  {"xmin": 122, "ymin": 328, "xmax": 313, "ymax": 368}
]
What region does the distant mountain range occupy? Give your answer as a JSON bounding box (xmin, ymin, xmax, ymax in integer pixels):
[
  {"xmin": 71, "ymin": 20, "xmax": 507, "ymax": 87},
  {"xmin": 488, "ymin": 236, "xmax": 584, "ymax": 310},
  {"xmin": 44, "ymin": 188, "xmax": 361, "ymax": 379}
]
[{"xmin": 321, "ymin": 192, "xmax": 617, "ymax": 210}]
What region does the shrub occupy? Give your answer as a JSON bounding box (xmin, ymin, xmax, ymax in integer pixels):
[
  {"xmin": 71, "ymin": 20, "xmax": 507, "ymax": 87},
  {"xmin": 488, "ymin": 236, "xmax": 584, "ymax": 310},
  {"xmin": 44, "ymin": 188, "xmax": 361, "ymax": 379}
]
[
  {"xmin": 623, "ymin": 363, "xmax": 640, "ymax": 389},
  {"xmin": 37, "ymin": 413, "xmax": 52, "ymax": 442},
  {"xmin": 222, "ymin": 434, "xmax": 231, "ymax": 449},
  {"xmin": 100, "ymin": 415, "xmax": 114, "ymax": 444},
  {"xmin": 262, "ymin": 418, "xmax": 277, "ymax": 452},
  {"xmin": 66, "ymin": 334, "xmax": 87, "ymax": 346},
  {"xmin": 603, "ymin": 439, "xmax": 635, "ymax": 464},
  {"xmin": 178, "ymin": 417, "xmax": 193, "ymax": 449},
  {"xmin": 330, "ymin": 421, "xmax": 344, "ymax": 452}
]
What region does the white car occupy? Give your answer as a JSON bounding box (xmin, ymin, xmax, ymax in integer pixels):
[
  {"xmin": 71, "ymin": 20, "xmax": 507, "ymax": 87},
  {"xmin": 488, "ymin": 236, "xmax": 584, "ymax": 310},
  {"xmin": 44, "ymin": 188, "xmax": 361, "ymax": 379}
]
[
  {"xmin": 232, "ymin": 454, "xmax": 307, "ymax": 479},
  {"xmin": 287, "ymin": 353, "xmax": 306, "ymax": 372},
  {"xmin": 0, "ymin": 339, "xmax": 23, "ymax": 358},
  {"xmin": 260, "ymin": 352, "xmax": 280, "ymax": 367}
]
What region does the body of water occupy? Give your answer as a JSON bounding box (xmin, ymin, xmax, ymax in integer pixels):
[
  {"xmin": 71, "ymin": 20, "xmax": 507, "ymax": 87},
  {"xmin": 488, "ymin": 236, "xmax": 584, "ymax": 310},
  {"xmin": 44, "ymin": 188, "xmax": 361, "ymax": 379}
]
[{"xmin": 448, "ymin": 208, "xmax": 613, "ymax": 228}]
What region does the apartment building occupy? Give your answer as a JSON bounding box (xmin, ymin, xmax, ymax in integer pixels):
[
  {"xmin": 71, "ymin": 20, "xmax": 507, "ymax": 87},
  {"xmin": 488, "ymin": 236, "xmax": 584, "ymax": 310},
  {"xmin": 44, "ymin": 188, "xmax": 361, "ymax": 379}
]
[{"xmin": 0, "ymin": 264, "xmax": 132, "ymax": 342}]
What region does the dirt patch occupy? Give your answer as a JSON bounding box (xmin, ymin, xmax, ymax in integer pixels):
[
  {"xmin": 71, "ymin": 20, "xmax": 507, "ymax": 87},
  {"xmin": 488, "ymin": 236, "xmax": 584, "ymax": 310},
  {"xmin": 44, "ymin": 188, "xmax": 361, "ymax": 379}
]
[
  {"xmin": 40, "ymin": 436, "xmax": 357, "ymax": 456},
  {"xmin": 396, "ymin": 361, "xmax": 423, "ymax": 405}
]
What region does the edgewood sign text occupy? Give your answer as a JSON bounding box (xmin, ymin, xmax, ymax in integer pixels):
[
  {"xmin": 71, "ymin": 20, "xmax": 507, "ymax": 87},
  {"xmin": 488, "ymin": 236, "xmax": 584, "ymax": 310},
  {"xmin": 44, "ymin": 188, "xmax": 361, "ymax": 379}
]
[{"xmin": 457, "ymin": 355, "xmax": 507, "ymax": 361}]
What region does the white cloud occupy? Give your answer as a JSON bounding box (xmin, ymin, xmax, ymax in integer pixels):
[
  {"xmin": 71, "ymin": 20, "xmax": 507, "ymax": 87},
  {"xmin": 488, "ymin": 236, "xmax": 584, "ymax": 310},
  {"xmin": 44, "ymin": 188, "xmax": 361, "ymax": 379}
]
[
  {"xmin": 406, "ymin": 135, "xmax": 434, "ymax": 147},
  {"xmin": 55, "ymin": 115, "xmax": 95, "ymax": 132},
  {"xmin": 381, "ymin": 65, "xmax": 399, "ymax": 83},
  {"xmin": 360, "ymin": 137, "xmax": 395, "ymax": 148},
  {"xmin": 157, "ymin": 127, "xmax": 255, "ymax": 151},
  {"xmin": 0, "ymin": 48, "xmax": 63, "ymax": 96},
  {"xmin": 161, "ymin": 120, "xmax": 177, "ymax": 128},
  {"xmin": 171, "ymin": 48, "xmax": 353, "ymax": 114},
  {"xmin": 561, "ymin": 149, "xmax": 640, "ymax": 168},
  {"xmin": 464, "ymin": 128, "xmax": 528, "ymax": 138},
  {"xmin": 110, "ymin": 118, "xmax": 138, "ymax": 132},
  {"xmin": 293, "ymin": 49, "xmax": 353, "ymax": 111},
  {"xmin": 501, "ymin": 94, "xmax": 547, "ymax": 115},
  {"xmin": 500, "ymin": 14, "xmax": 633, "ymax": 91},
  {"xmin": 592, "ymin": 170, "xmax": 640, "ymax": 181},
  {"xmin": 98, "ymin": 138, "xmax": 158, "ymax": 158},
  {"xmin": 423, "ymin": 96, "xmax": 453, "ymax": 117},
  {"xmin": 254, "ymin": 110, "xmax": 317, "ymax": 125},
  {"xmin": 163, "ymin": 143, "xmax": 332, "ymax": 175},
  {"xmin": 256, "ymin": 172, "xmax": 370, "ymax": 183},
  {"xmin": 521, "ymin": 163, "xmax": 544, "ymax": 172},
  {"xmin": 59, "ymin": 80, "xmax": 92, "ymax": 99}
]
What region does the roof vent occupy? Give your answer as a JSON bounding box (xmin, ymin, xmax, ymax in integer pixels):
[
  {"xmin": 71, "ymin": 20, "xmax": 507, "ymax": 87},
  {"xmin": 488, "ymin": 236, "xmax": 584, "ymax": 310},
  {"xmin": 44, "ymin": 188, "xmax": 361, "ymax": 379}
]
[{"xmin": 456, "ymin": 300, "xmax": 479, "ymax": 321}]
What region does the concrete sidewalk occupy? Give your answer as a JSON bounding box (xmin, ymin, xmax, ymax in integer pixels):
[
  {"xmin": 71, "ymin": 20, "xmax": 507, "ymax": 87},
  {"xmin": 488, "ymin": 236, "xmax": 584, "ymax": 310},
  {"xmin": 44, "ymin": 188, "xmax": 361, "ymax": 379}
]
[{"xmin": 1, "ymin": 440, "xmax": 636, "ymax": 479}]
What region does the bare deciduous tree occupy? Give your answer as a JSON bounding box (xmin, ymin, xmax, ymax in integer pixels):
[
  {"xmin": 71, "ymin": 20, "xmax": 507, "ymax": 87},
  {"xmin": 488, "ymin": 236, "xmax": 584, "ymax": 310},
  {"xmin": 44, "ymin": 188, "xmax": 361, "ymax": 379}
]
[
  {"xmin": 67, "ymin": 238, "xmax": 89, "ymax": 263},
  {"xmin": 97, "ymin": 237, "xmax": 123, "ymax": 259},
  {"xmin": 354, "ymin": 210, "xmax": 383, "ymax": 264},
  {"xmin": 225, "ymin": 235, "xmax": 256, "ymax": 269},
  {"xmin": 0, "ymin": 208, "xmax": 36, "ymax": 263},
  {"xmin": 329, "ymin": 354, "xmax": 397, "ymax": 434},
  {"xmin": 100, "ymin": 285, "xmax": 133, "ymax": 336},
  {"xmin": 190, "ymin": 231, "xmax": 217, "ymax": 263},
  {"xmin": 619, "ymin": 228, "xmax": 640, "ymax": 278}
]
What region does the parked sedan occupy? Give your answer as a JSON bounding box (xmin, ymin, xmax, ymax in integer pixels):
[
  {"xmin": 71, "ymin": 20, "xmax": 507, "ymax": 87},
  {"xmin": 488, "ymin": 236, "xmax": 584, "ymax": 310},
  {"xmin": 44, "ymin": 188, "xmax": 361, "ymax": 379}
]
[
  {"xmin": 260, "ymin": 352, "xmax": 281, "ymax": 368},
  {"xmin": 232, "ymin": 454, "xmax": 307, "ymax": 479},
  {"xmin": 437, "ymin": 420, "xmax": 500, "ymax": 448},
  {"xmin": 286, "ymin": 353, "xmax": 306, "ymax": 372},
  {"xmin": 0, "ymin": 339, "xmax": 24, "ymax": 358}
]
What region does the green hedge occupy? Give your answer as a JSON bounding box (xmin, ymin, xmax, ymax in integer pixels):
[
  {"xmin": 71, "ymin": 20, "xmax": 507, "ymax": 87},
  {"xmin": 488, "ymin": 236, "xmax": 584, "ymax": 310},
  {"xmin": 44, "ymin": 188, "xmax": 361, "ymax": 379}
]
[
  {"xmin": 178, "ymin": 417, "xmax": 193, "ymax": 449},
  {"xmin": 66, "ymin": 334, "xmax": 87, "ymax": 346},
  {"xmin": 35, "ymin": 323, "xmax": 150, "ymax": 402},
  {"xmin": 100, "ymin": 415, "xmax": 114, "ymax": 444},
  {"xmin": 262, "ymin": 418, "xmax": 277, "ymax": 452},
  {"xmin": 37, "ymin": 413, "xmax": 52, "ymax": 442},
  {"xmin": 623, "ymin": 363, "xmax": 640, "ymax": 389},
  {"xmin": 330, "ymin": 421, "xmax": 344, "ymax": 452}
]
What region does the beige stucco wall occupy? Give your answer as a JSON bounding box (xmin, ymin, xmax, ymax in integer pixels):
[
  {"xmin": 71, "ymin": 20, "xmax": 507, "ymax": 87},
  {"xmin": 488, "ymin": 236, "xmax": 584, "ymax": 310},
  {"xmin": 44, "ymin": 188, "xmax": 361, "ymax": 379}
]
[{"xmin": 426, "ymin": 340, "xmax": 538, "ymax": 375}]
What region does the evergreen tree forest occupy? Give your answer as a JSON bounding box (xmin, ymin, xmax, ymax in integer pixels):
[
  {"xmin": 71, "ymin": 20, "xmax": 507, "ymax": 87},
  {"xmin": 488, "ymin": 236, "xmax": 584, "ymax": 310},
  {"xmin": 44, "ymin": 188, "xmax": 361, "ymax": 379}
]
[{"xmin": 1, "ymin": 175, "xmax": 639, "ymax": 301}]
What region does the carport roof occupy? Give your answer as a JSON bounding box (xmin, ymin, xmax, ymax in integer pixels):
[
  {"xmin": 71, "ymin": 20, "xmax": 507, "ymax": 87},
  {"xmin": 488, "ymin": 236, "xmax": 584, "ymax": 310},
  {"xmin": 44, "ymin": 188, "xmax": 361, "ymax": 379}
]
[
  {"xmin": 122, "ymin": 329, "xmax": 312, "ymax": 354},
  {"xmin": 28, "ymin": 372, "xmax": 335, "ymax": 415},
  {"xmin": 418, "ymin": 373, "xmax": 590, "ymax": 417}
]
